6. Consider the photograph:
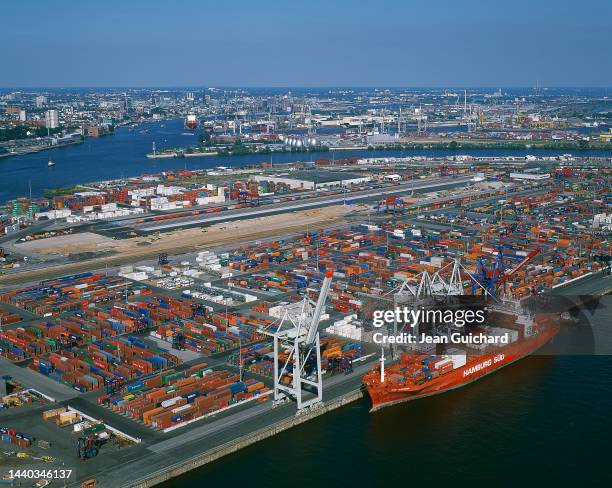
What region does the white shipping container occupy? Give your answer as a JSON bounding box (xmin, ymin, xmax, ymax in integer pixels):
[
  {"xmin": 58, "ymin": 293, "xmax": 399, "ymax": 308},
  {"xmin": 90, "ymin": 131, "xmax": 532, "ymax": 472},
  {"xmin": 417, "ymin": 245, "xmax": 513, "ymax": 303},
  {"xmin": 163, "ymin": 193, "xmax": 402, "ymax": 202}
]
[
  {"xmin": 161, "ymin": 397, "xmax": 180, "ymax": 408},
  {"xmin": 171, "ymin": 404, "xmax": 191, "ymax": 413},
  {"xmin": 446, "ymin": 354, "xmax": 467, "ymax": 369}
]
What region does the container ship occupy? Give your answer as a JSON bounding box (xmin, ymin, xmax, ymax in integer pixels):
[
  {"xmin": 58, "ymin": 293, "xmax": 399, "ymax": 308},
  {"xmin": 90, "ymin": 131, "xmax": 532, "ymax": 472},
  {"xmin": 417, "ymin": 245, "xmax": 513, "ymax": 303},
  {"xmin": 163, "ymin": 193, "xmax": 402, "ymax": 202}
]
[
  {"xmin": 363, "ymin": 306, "xmax": 559, "ymax": 412},
  {"xmin": 184, "ymin": 113, "xmax": 198, "ymax": 130}
]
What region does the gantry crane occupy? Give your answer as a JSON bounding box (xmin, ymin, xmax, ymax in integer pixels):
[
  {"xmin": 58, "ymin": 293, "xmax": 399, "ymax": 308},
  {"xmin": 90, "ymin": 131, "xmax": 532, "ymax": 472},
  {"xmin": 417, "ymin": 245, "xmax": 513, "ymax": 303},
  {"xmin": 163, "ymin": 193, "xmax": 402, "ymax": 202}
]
[
  {"xmin": 395, "ymin": 257, "xmax": 497, "ymax": 304},
  {"xmin": 269, "ymin": 272, "xmax": 333, "ymax": 411}
]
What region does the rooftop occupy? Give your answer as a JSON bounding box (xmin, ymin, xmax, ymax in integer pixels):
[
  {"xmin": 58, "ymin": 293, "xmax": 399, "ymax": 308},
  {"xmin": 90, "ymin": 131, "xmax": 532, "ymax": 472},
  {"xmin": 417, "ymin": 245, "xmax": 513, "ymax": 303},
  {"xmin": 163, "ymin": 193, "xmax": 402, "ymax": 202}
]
[{"xmin": 280, "ymin": 170, "xmax": 367, "ymax": 183}]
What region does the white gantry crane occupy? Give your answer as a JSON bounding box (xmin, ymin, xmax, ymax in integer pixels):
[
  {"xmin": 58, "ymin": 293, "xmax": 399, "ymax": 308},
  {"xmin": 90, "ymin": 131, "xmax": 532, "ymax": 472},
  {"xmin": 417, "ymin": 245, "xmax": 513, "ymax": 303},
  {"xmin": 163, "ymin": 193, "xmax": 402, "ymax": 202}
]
[
  {"xmin": 269, "ymin": 271, "xmax": 333, "ymax": 411},
  {"xmin": 392, "ymin": 258, "xmax": 493, "ymax": 353},
  {"xmin": 395, "ymin": 258, "xmax": 470, "ymax": 302}
]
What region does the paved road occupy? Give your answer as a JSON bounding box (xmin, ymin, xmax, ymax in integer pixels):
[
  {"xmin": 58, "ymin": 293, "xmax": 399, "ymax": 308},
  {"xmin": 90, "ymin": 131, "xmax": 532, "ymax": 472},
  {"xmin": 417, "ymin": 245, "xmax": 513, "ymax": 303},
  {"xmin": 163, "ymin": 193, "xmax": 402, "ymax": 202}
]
[{"xmin": 67, "ymin": 396, "xmax": 160, "ymax": 444}]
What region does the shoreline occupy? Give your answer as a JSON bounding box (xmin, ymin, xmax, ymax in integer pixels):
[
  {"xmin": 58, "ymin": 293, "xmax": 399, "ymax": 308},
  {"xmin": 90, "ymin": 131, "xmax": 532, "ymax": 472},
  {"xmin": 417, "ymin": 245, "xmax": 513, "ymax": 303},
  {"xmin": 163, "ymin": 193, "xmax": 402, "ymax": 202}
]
[
  {"xmin": 146, "ymin": 139, "xmax": 611, "ymax": 160},
  {"xmin": 0, "ymin": 138, "xmax": 83, "ymax": 159}
]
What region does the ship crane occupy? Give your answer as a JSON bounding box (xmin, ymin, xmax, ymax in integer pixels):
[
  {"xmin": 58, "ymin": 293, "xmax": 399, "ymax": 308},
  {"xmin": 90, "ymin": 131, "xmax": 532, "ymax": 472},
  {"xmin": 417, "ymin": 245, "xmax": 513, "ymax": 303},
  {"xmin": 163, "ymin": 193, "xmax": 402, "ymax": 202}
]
[
  {"xmin": 268, "ymin": 272, "xmax": 333, "ymax": 411},
  {"xmin": 505, "ymin": 248, "xmax": 541, "ymax": 279}
]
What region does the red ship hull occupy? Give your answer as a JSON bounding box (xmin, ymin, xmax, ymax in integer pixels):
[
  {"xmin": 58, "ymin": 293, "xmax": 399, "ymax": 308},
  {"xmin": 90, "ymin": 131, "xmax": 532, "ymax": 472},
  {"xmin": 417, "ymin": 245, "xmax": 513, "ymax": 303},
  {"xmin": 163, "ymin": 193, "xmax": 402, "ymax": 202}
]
[{"xmin": 364, "ymin": 323, "xmax": 559, "ymax": 412}]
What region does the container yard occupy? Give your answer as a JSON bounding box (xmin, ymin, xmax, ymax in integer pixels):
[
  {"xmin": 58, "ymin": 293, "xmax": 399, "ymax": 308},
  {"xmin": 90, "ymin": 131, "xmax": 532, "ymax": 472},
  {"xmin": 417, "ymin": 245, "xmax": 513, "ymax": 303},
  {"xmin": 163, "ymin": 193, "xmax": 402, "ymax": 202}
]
[
  {"xmin": 29, "ymin": 337, "xmax": 181, "ymax": 392},
  {"xmin": 100, "ymin": 362, "xmax": 271, "ymax": 432},
  {"xmin": 0, "ymin": 161, "xmax": 609, "ymax": 488}
]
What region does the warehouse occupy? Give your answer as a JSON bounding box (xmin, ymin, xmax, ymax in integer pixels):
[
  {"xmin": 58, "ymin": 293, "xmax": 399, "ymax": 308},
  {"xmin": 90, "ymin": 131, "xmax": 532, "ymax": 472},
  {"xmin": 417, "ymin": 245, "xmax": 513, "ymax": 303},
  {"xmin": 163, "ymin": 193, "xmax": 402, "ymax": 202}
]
[
  {"xmin": 509, "ymin": 172, "xmax": 551, "ymax": 180},
  {"xmin": 254, "ymin": 171, "xmax": 371, "ymax": 190}
]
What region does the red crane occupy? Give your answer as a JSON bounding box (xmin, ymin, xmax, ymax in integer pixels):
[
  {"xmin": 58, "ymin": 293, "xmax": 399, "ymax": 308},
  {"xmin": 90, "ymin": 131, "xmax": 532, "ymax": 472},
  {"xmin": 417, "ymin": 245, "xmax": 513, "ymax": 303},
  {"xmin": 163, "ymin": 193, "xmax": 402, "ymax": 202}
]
[{"xmin": 503, "ymin": 247, "xmax": 542, "ymax": 283}]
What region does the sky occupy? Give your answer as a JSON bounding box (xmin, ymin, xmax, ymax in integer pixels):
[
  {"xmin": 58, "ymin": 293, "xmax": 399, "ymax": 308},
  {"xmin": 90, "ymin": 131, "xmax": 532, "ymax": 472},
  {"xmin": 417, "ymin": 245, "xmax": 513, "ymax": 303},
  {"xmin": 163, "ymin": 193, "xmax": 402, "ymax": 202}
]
[{"xmin": 1, "ymin": 0, "xmax": 610, "ymax": 88}]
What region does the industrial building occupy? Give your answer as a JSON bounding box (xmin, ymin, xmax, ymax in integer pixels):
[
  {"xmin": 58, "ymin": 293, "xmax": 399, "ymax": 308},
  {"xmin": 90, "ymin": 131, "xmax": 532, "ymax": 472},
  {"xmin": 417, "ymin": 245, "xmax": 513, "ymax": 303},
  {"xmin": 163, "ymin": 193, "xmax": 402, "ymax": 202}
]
[
  {"xmin": 509, "ymin": 172, "xmax": 550, "ymax": 180},
  {"xmin": 254, "ymin": 171, "xmax": 371, "ymax": 190},
  {"xmin": 366, "ymin": 133, "xmax": 398, "ymax": 144},
  {"xmin": 599, "ymin": 129, "xmax": 612, "ymax": 142}
]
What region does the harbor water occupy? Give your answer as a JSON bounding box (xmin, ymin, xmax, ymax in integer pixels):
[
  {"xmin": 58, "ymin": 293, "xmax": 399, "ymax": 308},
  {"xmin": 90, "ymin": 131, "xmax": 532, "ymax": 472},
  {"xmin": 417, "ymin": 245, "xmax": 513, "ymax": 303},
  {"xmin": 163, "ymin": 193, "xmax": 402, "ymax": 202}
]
[{"xmin": 1, "ymin": 118, "xmax": 610, "ymax": 204}]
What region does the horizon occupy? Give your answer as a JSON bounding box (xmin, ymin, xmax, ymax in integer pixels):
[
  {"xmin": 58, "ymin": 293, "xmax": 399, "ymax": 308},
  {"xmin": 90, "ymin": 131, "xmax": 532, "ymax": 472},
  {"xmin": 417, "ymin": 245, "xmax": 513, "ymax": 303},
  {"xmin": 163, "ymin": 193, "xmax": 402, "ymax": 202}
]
[{"xmin": 1, "ymin": 85, "xmax": 611, "ymax": 90}]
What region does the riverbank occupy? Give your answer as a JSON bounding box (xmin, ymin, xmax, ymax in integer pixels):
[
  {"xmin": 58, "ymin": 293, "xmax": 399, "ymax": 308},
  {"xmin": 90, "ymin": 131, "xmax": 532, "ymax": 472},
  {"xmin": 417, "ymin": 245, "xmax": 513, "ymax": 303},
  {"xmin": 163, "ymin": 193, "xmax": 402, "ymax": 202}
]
[
  {"xmin": 0, "ymin": 137, "xmax": 83, "ymax": 158},
  {"xmin": 368, "ymin": 139, "xmax": 611, "ymax": 151},
  {"xmin": 147, "ymin": 139, "xmax": 611, "ymax": 159},
  {"xmin": 147, "ymin": 150, "xmax": 218, "ymax": 159},
  {"xmin": 146, "ymin": 145, "xmax": 329, "ymax": 159}
]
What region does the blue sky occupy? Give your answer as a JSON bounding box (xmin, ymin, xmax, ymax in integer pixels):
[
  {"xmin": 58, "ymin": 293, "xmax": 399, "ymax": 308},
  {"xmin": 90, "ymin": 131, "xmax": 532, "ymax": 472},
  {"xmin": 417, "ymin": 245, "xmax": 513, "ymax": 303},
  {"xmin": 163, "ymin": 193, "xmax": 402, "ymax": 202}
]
[{"xmin": 1, "ymin": 0, "xmax": 610, "ymax": 87}]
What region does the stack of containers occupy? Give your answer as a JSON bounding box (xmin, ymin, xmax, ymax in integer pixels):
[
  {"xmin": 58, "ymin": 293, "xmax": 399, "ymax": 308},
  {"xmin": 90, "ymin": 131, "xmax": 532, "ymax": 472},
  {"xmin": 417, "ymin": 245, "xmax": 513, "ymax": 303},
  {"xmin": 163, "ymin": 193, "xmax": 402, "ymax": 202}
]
[
  {"xmin": 30, "ymin": 336, "xmax": 180, "ymax": 392},
  {"xmin": 0, "ymin": 273, "xmax": 152, "ymax": 317},
  {"xmin": 228, "ymin": 342, "xmax": 274, "ymax": 377},
  {"xmin": 0, "ymin": 427, "xmax": 32, "ymax": 448},
  {"xmin": 0, "ymin": 308, "xmax": 20, "ymax": 325},
  {"xmin": 106, "ymin": 364, "xmax": 269, "ymax": 430}
]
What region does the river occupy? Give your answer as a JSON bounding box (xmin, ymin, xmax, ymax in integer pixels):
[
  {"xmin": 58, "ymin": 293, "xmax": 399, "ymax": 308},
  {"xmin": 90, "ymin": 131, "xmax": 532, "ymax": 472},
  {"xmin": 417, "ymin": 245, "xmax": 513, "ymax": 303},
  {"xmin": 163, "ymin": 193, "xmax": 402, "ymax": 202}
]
[{"xmin": 1, "ymin": 118, "xmax": 610, "ymax": 204}]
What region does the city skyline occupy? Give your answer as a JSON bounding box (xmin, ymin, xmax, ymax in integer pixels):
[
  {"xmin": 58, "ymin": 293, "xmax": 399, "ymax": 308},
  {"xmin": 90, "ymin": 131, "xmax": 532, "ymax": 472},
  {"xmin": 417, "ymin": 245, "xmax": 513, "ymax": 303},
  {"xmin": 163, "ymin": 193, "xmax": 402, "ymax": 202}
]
[{"xmin": 2, "ymin": 0, "xmax": 611, "ymax": 88}]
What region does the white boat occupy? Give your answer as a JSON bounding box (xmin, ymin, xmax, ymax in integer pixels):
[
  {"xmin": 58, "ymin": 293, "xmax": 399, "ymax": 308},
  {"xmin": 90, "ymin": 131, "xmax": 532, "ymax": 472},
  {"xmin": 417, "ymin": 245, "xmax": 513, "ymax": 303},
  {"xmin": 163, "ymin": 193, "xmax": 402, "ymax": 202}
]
[{"xmin": 48, "ymin": 159, "xmax": 55, "ymax": 167}]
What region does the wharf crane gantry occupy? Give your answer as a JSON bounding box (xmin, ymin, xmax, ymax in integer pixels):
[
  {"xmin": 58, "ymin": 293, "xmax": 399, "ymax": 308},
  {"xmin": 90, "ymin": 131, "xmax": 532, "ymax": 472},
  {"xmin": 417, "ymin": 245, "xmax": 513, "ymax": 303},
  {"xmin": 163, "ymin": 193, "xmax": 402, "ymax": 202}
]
[
  {"xmin": 268, "ymin": 272, "xmax": 333, "ymax": 411},
  {"xmin": 388, "ymin": 258, "xmax": 492, "ymax": 357}
]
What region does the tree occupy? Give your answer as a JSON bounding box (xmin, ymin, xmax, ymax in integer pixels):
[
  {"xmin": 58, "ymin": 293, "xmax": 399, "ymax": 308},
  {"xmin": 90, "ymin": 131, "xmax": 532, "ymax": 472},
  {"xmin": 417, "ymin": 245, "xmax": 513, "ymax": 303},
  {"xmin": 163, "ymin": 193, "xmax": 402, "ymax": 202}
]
[
  {"xmin": 449, "ymin": 140, "xmax": 458, "ymax": 150},
  {"xmin": 198, "ymin": 133, "xmax": 211, "ymax": 147}
]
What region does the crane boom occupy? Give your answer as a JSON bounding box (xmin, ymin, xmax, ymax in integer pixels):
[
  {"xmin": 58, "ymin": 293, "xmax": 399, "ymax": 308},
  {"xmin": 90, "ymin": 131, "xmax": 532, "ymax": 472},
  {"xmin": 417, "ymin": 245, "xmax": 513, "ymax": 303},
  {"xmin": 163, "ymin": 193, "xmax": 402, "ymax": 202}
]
[
  {"xmin": 504, "ymin": 248, "xmax": 541, "ymax": 281},
  {"xmin": 305, "ymin": 271, "xmax": 333, "ymax": 345}
]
